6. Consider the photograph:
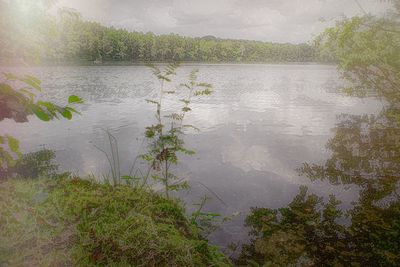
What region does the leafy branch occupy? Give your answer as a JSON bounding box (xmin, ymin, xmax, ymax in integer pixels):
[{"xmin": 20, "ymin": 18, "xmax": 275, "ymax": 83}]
[{"xmin": 0, "ymin": 72, "xmax": 83, "ymax": 173}]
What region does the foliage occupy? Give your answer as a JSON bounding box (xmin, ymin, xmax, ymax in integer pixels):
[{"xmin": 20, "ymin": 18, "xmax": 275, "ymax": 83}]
[
  {"xmin": 239, "ymin": 2, "xmax": 400, "ymax": 266},
  {"xmin": 237, "ymin": 186, "xmax": 344, "ymax": 266},
  {"xmin": 314, "ymin": 2, "xmax": 400, "ymax": 103},
  {"xmin": 0, "ymin": 2, "xmax": 316, "ymax": 64},
  {"xmin": 0, "ymin": 72, "xmax": 82, "ymax": 174},
  {"xmin": 0, "ymin": 177, "xmax": 231, "ymax": 266},
  {"xmin": 141, "ymin": 62, "xmax": 213, "ymax": 198},
  {"xmin": 296, "ymin": 108, "xmax": 400, "ymax": 266},
  {"xmin": 50, "ymin": 22, "xmax": 316, "ymax": 63},
  {"xmin": 299, "ymin": 109, "xmax": 400, "ymax": 186},
  {"xmin": 0, "ymin": 135, "xmax": 21, "ymax": 175},
  {"xmin": 94, "ymin": 130, "xmax": 125, "ymax": 186},
  {"xmin": 238, "ymin": 185, "xmax": 400, "ymax": 267},
  {"xmin": 0, "ymin": 72, "xmax": 82, "ymax": 123},
  {"xmin": 0, "ymin": 0, "xmax": 83, "ymax": 179},
  {"xmin": 3, "ymin": 149, "xmax": 59, "ymax": 179}
]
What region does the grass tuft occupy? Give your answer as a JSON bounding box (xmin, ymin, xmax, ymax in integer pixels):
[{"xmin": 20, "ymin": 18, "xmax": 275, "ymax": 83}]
[{"xmin": 0, "ymin": 177, "xmax": 231, "ymax": 266}]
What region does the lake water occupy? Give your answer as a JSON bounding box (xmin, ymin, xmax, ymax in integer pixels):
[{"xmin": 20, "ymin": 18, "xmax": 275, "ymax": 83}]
[{"xmin": 0, "ymin": 64, "xmax": 382, "ymax": 248}]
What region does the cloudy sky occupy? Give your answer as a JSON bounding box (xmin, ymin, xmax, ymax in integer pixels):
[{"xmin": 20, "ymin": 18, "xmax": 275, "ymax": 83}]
[{"xmin": 55, "ymin": 0, "xmax": 389, "ymax": 43}]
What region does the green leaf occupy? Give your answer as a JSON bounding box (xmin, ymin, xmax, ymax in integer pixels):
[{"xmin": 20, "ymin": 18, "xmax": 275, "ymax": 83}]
[
  {"xmin": 7, "ymin": 136, "xmax": 20, "ymax": 154},
  {"xmin": 68, "ymin": 95, "xmax": 83, "ymax": 104},
  {"xmin": 61, "ymin": 108, "xmax": 72, "ymax": 120},
  {"xmin": 38, "ymin": 101, "xmax": 56, "ymax": 111},
  {"xmin": 31, "ymin": 106, "xmax": 50, "ymax": 121},
  {"xmin": 37, "ymin": 101, "xmax": 60, "ymax": 118}
]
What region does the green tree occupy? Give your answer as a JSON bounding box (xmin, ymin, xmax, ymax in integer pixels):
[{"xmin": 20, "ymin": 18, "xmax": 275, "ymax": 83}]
[
  {"xmin": 315, "ymin": 2, "xmax": 400, "ymax": 102},
  {"xmin": 141, "ymin": 63, "xmax": 213, "ymax": 198}
]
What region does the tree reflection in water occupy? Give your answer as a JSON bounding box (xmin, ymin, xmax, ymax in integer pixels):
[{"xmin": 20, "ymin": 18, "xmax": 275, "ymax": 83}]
[
  {"xmin": 238, "ymin": 1, "xmax": 400, "ymax": 265},
  {"xmin": 238, "ymin": 107, "xmax": 400, "ymax": 266}
]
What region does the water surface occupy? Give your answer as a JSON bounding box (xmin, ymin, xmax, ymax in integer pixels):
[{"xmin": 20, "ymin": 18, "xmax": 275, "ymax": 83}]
[{"xmin": 0, "ymin": 64, "xmax": 382, "ymax": 247}]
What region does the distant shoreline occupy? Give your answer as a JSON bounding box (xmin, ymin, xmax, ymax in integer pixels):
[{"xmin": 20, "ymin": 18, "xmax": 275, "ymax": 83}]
[{"xmin": 0, "ymin": 60, "xmax": 336, "ymax": 67}]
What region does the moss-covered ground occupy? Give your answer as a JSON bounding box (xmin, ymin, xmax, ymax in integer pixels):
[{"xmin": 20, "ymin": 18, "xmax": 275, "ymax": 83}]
[{"xmin": 0, "ymin": 177, "xmax": 231, "ymax": 266}]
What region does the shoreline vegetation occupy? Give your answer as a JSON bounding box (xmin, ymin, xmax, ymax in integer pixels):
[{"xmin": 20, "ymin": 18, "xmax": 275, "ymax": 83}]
[
  {"xmin": 0, "ymin": 176, "xmax": 231, "ymax": 266},
  {"xmin": 0, "ymin": 63, "xmax": 235, "ymax": 266},
  {"xmin": 1, "ymin": 0, "xmax": 399, "ymax": 266}
]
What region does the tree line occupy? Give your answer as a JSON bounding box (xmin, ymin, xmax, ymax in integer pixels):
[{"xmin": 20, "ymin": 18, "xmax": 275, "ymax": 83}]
[
  {"xmin": 0, "ymin": 2, "xmax": 317, "ymax": 64},
  {"xmin": 50, "ymin": 18, "xmax": 317, "ymax": 63}
]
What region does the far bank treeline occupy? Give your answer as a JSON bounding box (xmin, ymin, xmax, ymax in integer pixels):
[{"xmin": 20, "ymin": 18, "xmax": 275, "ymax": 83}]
[
  {"xmin": 49, "ymin": 21, "xmax": 316, "ymax": 63},
  {"xmin": 1, "ymin": 3, "xmax": 319, "ymax": 64}
]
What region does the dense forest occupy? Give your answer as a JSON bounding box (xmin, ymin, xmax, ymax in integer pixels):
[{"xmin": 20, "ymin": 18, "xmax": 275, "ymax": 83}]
[
  {"xmin": 49, "ymin": 21, "xmax": 316, "ymax": 63},
  {"xmin": 0, "ymin": 2, "xmax": 316, "ymax": 64}
]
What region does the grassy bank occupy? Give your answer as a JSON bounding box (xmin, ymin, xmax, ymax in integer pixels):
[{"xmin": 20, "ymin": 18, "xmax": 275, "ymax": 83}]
[{"xmin": 0, "ymin": 177, "xmax": 231, "ymax": 266}]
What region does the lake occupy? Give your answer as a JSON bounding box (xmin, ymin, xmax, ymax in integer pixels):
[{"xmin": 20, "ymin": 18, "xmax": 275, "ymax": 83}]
[{"xmin": 0, "ymin": 64, "xmax": 382, "ymax": 248}]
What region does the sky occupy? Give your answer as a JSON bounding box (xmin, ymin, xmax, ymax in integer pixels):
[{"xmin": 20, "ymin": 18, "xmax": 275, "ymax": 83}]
[{"xmin": 55, "ymin": 0, "xmax": 390, "ymax": 44}]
